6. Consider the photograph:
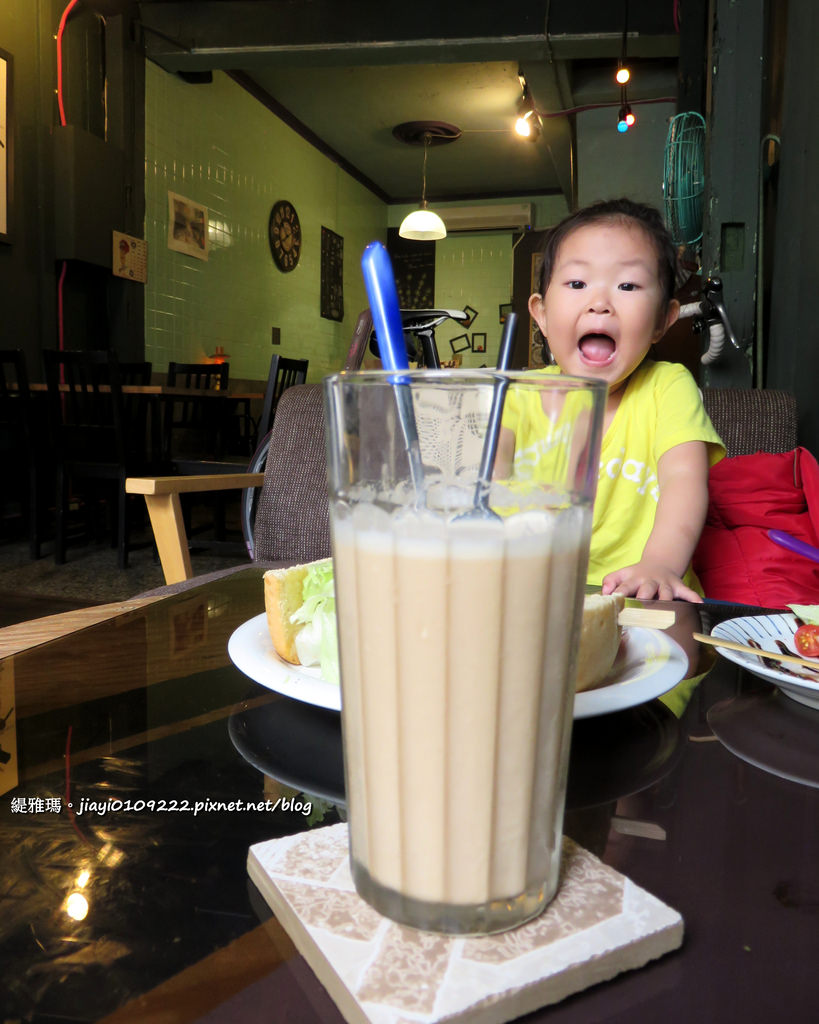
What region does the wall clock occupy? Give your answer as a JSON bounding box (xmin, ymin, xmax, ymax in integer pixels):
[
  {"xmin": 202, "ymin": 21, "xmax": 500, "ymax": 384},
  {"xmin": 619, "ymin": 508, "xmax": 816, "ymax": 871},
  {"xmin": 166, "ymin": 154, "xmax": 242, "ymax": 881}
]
[{"xmin": 269, "ymin": 200, "xmax": 301, "ymax": 272}]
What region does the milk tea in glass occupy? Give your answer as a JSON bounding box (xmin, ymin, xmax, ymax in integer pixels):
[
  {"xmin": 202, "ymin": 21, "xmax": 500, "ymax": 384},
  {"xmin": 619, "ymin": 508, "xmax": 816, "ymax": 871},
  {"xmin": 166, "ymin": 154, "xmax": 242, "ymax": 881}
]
[{"xmin": 323, "ymin": 370, "xmax": 605, "ymax": 934}]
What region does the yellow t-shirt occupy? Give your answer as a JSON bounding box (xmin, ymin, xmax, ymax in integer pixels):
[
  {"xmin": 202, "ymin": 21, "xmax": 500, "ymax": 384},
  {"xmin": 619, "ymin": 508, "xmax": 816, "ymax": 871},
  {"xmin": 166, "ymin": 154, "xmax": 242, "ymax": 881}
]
[{"xmin": 502, "ymin": 360, "xmax": 725, "ymax": 591}]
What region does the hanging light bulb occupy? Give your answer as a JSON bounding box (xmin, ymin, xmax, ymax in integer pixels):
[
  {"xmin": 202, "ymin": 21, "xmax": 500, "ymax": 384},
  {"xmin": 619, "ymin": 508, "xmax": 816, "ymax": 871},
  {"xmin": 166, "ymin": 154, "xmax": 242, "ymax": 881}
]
[
  {"xmin": 514, "ymin": 74, "xmax": 541, "ymax": 141},
  {"xmin": 515, "ymin": 108, "xmax": 537, "ymax": 138},
  {"xmin": 399, "ymin": 132, "xmax": 447, "ymax": 241},
  {"xmin": 615, "ymin": 3, "xmax": 632, "ymax": 93}
]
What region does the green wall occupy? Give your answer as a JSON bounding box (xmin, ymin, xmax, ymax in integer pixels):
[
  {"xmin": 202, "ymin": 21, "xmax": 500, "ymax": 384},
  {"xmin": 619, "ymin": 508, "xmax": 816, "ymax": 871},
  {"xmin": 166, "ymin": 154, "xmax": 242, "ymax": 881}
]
[
  {"xmin": 144, "ymin": 65, "xmax": 387, "ymax": 383},
  {"xmin": 0, "ymin": 1, "xmax": 61, "ymax": 359},
  {"xmin": 0, "ymin": 7, "xmax": 568, "ymax": 383},
  {"xmin": 386, "ymin": 196, "xmax": 569, "ymax": 367}
]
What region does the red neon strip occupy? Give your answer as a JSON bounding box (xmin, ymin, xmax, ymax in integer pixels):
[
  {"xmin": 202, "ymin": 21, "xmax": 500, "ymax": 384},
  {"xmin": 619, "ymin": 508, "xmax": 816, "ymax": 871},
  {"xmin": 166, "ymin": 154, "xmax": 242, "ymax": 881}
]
[{"xmin": 56, "ymin": 0, "xmax": 80, "ymax": 126}]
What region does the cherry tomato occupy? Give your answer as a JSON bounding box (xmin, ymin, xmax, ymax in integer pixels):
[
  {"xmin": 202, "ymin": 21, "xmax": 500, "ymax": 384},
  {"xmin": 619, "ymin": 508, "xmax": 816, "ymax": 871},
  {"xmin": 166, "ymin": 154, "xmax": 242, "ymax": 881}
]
[{"xmin": 794, "ymin": 623, "xmax": 819, "ymax": 658}]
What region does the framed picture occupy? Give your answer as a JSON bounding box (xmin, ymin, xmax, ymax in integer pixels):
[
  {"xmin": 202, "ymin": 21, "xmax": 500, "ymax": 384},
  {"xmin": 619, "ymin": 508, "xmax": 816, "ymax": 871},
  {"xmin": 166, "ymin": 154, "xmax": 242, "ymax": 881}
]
[
  {"xmin": 471, "ymin": 332, "xmax": 487, "ymax": 353},
  {"xmin": 449, "ymin": 333, "xmax": 470, "ymax": 354},
  {"xmin": 168, "ymin": 191, "xmax": 208, "ymax": 260},
  {"xmin": 499, "ymin": 302, "xmax": 513, "ymax": 324},
  {"xmin": 320, "ymin": 226, "xmax": 344, "ymax": 321},
  {"xmin": 0, "ymin": 49, "xmax": 13, "ymax": 243},
  {"xmin": 462, "ymin": 304, "xmax": 478, "ymax": 328}
]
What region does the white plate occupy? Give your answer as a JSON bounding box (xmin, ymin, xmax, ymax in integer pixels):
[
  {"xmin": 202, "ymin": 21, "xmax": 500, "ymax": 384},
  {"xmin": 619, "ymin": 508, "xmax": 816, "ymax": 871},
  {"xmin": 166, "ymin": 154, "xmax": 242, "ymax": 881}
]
[
  {"xmin": 710, "ymin": 614, "xmax": 819, "ymax": 710},
  {"xmin": 228, "ymin": 613, "xmax": 341, "ymax": 711},
  {"xmin": 574, "ymin": 627, "xmax": 688, "ymax": 719},
  {"xmin": 228, "ymin": 614, "xmax": 688, "ymax": 719}
]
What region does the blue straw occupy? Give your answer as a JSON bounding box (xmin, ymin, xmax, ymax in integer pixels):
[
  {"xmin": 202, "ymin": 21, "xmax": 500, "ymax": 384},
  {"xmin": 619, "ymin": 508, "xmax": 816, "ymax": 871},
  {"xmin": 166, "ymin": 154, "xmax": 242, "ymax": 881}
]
[{"xmin": 360, "ymin": 241, "xmax": 424, "ymax": 496}]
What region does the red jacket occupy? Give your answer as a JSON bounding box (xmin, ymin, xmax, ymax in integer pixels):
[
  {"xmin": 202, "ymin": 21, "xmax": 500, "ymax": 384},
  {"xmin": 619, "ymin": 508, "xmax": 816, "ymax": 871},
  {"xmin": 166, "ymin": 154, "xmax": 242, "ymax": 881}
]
[{"xmin": 693, "ymin": 447, "xmax": 819, "ymax": 607}]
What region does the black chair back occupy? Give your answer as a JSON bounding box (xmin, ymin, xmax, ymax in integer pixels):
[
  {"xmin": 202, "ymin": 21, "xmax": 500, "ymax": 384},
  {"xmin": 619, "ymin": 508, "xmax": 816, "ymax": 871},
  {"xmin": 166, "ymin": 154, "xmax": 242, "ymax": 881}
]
[
  {"xmin": 165, "ymin": 361, "xmax": 230, "ymax": 460},
  {"xmin": 167, "ymin": 361, "xmax": 229, "ymax": 390},
  {"xmin": 119, "ymin": 360, "xmax": 153, "ymax": 450},
  {"xmin": 43, "ymin": 349, "xmax": 127, "ymax": 466},
  {"xmin": 0, "ymin": 349, "xmax": 32, "ymax": 445},
  {"xmin": 257, "ymin": 354, "xmax": 309, "ymax": 443},
  {"xmin": 120, "ymin": 361, "xmax": 152, "ymax": 386},
  {"xmin": 43, "ymin": 349, "xmax": 148, "ymax": 568}
]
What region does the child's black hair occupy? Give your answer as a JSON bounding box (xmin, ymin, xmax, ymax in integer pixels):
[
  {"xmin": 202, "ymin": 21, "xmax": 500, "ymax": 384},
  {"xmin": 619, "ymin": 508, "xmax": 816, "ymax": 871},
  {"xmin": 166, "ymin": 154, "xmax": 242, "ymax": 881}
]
[{"xmin": 536, "ymin": 198, "xmax": 678, "ymax": 305}]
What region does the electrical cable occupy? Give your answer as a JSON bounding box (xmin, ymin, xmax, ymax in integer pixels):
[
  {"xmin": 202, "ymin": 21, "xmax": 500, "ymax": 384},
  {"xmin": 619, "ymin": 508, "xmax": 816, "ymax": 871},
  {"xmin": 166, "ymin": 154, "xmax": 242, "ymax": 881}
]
[{"xmin": 535, "ymin": 95, "xmax": 676, "ymax": 119}]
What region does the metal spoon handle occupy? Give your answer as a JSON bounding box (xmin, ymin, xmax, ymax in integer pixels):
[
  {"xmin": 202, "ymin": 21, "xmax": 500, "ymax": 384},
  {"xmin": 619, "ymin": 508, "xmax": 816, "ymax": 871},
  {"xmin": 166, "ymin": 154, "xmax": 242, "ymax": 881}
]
[{"xmin": 474, "ymin": 312, "xmax": 517, "ymax": 504}]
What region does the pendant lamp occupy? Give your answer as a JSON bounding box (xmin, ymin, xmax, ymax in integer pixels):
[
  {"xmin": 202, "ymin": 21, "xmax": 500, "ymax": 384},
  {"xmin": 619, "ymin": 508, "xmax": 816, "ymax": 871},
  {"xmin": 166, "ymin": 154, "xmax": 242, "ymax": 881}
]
[{"xmin": 393, "ymin": 121, "xmax": 461, "ymax": 241}]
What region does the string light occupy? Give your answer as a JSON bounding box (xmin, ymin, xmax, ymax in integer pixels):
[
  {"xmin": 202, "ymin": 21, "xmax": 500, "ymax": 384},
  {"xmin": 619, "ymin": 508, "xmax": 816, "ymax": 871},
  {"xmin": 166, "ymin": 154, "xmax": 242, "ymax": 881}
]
[{"xmin": 515, "ymin": 109, "xmax": 538, "ymax": 139}]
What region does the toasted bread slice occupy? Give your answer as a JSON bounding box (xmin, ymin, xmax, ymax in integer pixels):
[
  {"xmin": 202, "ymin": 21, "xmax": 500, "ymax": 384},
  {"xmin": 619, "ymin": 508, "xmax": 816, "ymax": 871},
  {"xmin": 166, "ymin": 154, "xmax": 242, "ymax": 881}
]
[
  {"xmin": 263, "ymin": 559, "xmax": 331, "ymax": 664},
  {"xmin": 576, "ymin": 593, "xmax": 626, "ymax": 692}
]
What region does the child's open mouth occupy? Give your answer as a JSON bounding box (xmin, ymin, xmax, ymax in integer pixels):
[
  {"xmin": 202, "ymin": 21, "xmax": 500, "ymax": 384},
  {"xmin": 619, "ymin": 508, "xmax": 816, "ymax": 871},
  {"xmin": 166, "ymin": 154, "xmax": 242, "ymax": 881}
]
[{"xmin": 578, "ymin": 333, "xmax": 616, "ymax": 366}]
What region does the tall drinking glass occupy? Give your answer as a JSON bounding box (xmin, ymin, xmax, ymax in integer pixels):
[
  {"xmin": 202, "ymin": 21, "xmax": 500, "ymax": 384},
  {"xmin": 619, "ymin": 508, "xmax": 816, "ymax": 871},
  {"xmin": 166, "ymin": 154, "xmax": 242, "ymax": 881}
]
[{"xmin": 323, "ymin": 370, "xmax": 605, "ymax": 934}]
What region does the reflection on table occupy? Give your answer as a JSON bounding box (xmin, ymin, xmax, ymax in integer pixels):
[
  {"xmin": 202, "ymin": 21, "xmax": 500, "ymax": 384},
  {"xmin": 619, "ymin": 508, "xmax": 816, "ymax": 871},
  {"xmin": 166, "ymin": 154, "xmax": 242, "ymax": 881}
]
[{"xmin": 1, "ymin": 569, "xmax": 817, "ymax": 1022}]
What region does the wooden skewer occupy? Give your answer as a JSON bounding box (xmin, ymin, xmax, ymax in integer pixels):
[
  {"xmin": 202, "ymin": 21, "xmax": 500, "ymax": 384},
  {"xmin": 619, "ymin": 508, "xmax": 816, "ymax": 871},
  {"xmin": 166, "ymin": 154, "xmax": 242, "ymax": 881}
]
[
  {"xmin": 618, "ymin": 607, "xmax": 676, "ymax": 628},
  {"xmin": 693, "ymin": 632, "xmax": 819, "ymax": 671}
]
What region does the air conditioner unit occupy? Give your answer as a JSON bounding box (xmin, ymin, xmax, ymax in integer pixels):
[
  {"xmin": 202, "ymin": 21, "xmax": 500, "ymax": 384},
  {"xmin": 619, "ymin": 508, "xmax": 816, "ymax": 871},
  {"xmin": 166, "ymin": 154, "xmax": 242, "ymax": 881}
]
[{"xmin": 441, "ymin": 203, "xmax": 534, "ymax": 233}]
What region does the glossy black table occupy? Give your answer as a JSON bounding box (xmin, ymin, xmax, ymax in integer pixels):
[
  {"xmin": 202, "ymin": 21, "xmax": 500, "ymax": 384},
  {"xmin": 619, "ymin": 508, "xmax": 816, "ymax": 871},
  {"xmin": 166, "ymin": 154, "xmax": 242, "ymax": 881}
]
[{"xmin": 1, "ymin": 568, "xmax": 817, "ymax": 1023}]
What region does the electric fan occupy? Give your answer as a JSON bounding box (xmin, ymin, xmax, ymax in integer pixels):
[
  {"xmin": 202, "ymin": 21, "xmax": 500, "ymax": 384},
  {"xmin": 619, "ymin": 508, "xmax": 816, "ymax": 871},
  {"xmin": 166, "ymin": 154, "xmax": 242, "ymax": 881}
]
[{"xmin": 663, "ymin": 111, "xmax": 706, "ymax": 246}]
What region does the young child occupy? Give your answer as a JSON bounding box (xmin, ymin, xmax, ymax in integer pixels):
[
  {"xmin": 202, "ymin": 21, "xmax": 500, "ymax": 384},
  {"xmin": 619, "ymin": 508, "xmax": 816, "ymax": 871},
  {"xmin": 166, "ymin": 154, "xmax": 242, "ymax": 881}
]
[{"xmin": 498, "ymin": 198, "xmax": 724, "ymax": 601}]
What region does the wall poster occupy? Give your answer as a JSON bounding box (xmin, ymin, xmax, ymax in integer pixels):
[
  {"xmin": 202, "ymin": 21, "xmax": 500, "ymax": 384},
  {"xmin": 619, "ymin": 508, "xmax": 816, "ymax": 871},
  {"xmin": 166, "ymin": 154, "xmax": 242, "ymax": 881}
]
[
  {"xmin": 167, "ymin": 191, "xmax": 208, "ymax": 260},
  {"xmin": 320, "ymin": 226, "xmax": 344, "ymax": 321},
  {"xmin": 387, "ymin": 228, "xmax": 435, "ymax": 310}
]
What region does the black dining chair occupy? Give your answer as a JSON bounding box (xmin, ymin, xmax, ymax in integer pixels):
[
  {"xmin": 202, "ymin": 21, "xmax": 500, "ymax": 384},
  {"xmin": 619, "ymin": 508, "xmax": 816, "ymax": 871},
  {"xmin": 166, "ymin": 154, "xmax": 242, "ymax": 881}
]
[
  {"xmin": 221, "ymin": 353, "xmax": 309, "ymax": 459},
  {"xmin": 43, "ymin": 349, "xmax": 155, "ymax": 569},
  {"xmin": 119, "ymin": 360, "xmax": 154, "ymax": 460},
  {"xmin": 163, "ymin": 360, "xmax": 230, "ymax": 463},
  {"xmin": 254, "ymin": 354, "xmax": 309, "ymax": 449},
  {"xmin": 0, "ymin": 349, "xmax": 46, "ymax": 559},
  {"xmin": 169, "ymin": 355, "xmax": 309, "ymax": 549}
]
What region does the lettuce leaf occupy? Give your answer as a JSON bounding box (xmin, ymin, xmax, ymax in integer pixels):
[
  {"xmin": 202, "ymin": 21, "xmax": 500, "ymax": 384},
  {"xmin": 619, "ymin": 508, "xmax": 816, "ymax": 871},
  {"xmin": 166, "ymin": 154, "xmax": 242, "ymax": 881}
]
[
  {"xmin": 290, "ymin": 560, "xmax": 339, "ymax": 684},
  {"xmin": 788, "ymin": 604, "xmax": 819, "ymax": 626}
]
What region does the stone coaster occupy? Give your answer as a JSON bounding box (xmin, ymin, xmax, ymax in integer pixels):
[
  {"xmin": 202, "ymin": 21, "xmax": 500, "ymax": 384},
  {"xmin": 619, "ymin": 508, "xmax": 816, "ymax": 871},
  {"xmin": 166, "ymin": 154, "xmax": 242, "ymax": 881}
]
[{"xmin": 248, "ymin": 823, "xmax": 683, "ymax": 1024}]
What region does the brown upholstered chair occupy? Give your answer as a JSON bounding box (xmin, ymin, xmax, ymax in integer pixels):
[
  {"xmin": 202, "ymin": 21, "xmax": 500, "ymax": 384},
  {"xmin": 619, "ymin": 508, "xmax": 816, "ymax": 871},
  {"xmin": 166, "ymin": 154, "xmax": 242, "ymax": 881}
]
[
  {"xmin": 127, "ymin": 383, "xmax": 330, "ymax": 586},
  {"xmin": 130, "ymin": 383, "xmax": 799, "ymax": 589},
  {"xmin": 701, "ymin": 387, "xmax": 797, "ymax": 457}
]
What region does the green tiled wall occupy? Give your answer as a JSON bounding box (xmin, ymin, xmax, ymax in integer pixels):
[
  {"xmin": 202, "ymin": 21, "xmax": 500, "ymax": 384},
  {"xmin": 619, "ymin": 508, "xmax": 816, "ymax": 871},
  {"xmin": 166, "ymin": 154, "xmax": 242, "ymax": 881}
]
[
  {"xmin": 434, "ymin": 234, "xmax": 515, "ymax": 367},
  {"xmin": 388, "ymin": 195, "xmax": 569, "ymax": 367},
  {"xmin": 144, "ymin": 66, "xmax": 567, "ymax": 379},
  {"xmin": 144, "ymin": 66, "xmax": 387, "ymax": 382}
]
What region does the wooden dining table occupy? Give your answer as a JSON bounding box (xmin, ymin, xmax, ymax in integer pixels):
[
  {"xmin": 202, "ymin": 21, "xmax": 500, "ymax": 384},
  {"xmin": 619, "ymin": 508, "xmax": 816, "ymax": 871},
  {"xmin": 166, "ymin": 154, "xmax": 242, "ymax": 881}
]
[
  {"xmin": 28, "ymin": 381, "xmax": 265, "ymax": 461},
  {"xmin": 1, "ymin": 571, "xmax": 817, "ymax": 1023}
]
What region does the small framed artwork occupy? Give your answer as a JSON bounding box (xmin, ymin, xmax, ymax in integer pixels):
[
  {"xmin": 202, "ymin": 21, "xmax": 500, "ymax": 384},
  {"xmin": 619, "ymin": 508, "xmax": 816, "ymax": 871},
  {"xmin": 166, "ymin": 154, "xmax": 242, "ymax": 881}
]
[
  {"xmin": 450, "ymin": 333, "xmax": 471, "ymax": 354},
  {"xmin": 499, "ymin": 302, "xmax": 513, "ymax": 324},
  {"xmin": 168, "ymin": 191, "xmax": 208, "ymax": 260},
  {"xmin": 112, "ymin": 230, "xmax": 148, "ymax": 283},
  {"xmin": 0, "ymin": 48, "xmax": 13, "ymax": 243},
  {"xmin": 471, "ymin": 332, "xmax": 487, "ymax": 353},
  {"xmin": 462, "ymin": 304, "xmax": 478, "ymax": 328}
]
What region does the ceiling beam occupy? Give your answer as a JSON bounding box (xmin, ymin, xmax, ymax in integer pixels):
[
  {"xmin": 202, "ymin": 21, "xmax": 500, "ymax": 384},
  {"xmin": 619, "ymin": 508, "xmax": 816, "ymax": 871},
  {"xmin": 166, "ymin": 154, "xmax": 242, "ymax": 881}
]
[
  {"xmin": 137, "ymin": 0, "xmax": 677, "ymax": 72},
  {"xmin": 519, "ymin": 59, "xmax": 576, "ymax": 205}
]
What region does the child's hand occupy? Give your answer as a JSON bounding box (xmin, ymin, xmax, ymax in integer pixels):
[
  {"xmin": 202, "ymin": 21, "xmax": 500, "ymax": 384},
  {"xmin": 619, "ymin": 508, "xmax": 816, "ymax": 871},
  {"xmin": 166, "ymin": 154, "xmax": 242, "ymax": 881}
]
[{"xmin": 601, "ymin": 562, "xmax": 703, "ymax": 603}]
